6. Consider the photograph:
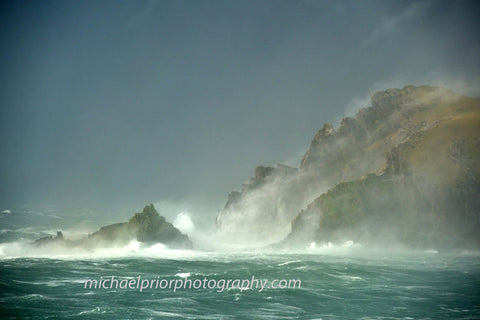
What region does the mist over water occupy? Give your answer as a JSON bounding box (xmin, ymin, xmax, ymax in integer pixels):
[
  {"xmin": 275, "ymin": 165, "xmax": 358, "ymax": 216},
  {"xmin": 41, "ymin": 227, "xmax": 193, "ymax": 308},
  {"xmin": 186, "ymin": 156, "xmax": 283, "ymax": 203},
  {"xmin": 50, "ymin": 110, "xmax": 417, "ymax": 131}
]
[{"xmin": 0, "ymin": 204, "xmax": 470, "ymax": 259}]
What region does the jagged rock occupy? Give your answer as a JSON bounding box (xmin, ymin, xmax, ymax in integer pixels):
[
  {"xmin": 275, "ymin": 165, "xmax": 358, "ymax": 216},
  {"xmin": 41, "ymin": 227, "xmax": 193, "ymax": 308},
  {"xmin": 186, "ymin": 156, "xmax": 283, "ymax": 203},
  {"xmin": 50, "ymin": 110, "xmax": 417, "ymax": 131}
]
[
  {"xmin": 309, "ymin": 123, "xmax": 336, "ymax": 149},
  {"xmin": 128, "ymin": 204, "xmax": 192, "ymax": 248},
  {"xmin": 254, "ymin": 165, "xmax": 275, "ymax": 179}
]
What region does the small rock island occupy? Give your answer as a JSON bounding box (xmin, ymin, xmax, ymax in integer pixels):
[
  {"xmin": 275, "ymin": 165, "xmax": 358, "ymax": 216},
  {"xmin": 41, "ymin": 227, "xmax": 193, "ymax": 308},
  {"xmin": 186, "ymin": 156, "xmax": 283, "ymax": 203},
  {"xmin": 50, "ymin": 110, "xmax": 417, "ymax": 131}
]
[{"xmin": 33, "ymin": 204, "xmax": 193, "ymax": 250}]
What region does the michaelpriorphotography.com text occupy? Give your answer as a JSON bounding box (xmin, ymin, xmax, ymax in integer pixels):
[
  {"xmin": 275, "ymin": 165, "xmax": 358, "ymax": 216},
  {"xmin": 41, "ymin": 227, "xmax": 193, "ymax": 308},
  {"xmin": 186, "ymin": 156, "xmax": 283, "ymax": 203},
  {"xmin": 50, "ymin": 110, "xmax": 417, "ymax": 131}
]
[{"xmin": 84, "ymin": 275, "xmax": 302, "ymax": 293}]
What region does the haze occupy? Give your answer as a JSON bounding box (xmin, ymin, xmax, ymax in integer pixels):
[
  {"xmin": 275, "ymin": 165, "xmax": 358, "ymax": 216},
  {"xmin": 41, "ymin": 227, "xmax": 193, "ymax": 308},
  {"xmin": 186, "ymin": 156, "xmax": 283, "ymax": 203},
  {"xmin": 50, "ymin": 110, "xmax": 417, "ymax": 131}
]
[{"xmin": 1, "ymin": 0, "xmax": 479, "ymax": 222}]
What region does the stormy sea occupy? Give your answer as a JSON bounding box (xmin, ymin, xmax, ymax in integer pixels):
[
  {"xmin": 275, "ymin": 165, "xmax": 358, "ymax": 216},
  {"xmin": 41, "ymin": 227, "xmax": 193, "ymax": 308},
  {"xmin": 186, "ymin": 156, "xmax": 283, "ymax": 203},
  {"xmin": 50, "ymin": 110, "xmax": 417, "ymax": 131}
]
[{"xmin": 1, "ymin": 210, "xmax": 479, "ymax": 319}]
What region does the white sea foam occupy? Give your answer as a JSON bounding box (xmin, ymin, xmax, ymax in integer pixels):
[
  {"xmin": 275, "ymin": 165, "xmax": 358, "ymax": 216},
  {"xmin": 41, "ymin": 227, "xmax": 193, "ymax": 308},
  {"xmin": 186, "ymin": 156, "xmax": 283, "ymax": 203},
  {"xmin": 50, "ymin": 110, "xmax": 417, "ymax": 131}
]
[
  {"xmin": 175, "ymin": 272, "xmax": 191, "ymax": 278},
  {"xmin": 1, "ymin": 232, "xmax": 474, "ymax": 261},
  {"xmin": 278, "ymin": 260, "xmax": 302, "ymax": 266},
  {"xmin": 303, "ymin": 240, "xmax": 365, "ymax": 255},
  {"xmin": 0, "ymin": 239, "xmax": 214, "ymax": 261}
]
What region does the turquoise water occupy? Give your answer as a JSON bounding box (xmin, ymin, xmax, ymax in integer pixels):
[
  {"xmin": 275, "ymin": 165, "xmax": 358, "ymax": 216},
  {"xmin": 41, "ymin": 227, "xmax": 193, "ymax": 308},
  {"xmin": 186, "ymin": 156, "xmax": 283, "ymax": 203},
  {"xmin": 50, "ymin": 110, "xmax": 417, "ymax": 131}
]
[
  {"xmin": 1, "ymin": 250, "xmax": 480, "ymax": 319},
  {"xmin": 1, "ymin": 210, "xmax": 479, "ymax": 319}
]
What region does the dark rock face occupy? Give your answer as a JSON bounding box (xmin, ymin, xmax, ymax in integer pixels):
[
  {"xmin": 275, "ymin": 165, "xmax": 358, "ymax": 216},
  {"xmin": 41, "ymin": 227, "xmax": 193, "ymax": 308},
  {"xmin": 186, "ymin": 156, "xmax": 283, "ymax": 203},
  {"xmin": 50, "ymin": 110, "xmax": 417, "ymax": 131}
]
[
  {"xmin": 128, "ymin": 204, "xmax": 192, "ymax": 248},
  {"xmin": 33, "ymin": 204, "xmax": 192, "ymax": 250}
]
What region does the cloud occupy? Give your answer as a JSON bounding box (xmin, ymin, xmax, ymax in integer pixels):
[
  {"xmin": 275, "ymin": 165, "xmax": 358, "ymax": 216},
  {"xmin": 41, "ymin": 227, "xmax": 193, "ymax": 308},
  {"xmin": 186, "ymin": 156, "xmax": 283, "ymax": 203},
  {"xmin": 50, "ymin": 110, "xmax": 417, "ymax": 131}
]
[{"xmin": 366, "ymin": 1, "xmax": 432, "ymax": 45}]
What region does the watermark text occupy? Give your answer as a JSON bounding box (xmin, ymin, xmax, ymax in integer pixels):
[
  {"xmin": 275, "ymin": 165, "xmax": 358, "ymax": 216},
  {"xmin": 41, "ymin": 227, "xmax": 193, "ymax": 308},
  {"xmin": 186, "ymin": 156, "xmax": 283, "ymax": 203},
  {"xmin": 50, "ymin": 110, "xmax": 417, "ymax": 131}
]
[{"xmin": 84, "ymin": 275, "xmax": 301, "ymax": 293}]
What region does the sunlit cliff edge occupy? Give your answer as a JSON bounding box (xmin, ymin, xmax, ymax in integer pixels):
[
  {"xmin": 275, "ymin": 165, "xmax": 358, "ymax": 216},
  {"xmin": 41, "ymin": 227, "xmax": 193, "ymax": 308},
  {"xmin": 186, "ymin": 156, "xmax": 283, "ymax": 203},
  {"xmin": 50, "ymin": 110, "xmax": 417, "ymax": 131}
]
[{"xmin": 216, "ymin": 85, "xmax": 480, "ymax": 249}]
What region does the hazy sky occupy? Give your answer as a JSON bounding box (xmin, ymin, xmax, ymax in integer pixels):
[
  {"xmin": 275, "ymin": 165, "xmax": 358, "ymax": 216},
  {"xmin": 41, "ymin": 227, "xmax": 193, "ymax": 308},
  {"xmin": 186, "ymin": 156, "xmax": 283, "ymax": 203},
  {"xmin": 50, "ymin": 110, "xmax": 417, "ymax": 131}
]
[{"xmin": 1, "ymin": 0, "xmax": 479, "ymax": 219}]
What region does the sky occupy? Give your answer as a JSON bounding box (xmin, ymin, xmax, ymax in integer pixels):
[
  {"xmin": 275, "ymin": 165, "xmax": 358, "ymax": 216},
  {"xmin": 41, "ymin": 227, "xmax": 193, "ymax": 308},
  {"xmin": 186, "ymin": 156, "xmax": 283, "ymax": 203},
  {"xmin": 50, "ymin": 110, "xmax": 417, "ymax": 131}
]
[{"xmin": 0, "ymin": 0, "xmax": 479, "ymax": 221}]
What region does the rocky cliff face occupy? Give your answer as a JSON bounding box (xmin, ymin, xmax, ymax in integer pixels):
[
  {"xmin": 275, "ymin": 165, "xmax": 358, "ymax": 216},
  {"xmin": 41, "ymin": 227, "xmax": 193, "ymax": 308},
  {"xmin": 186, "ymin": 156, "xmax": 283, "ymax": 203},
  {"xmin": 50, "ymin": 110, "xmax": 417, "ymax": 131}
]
[
  {"xmin": 286, "ymin": 86, "xmax": 480, "ymax": 249},
  {"xmin": 216, "ymin": 85, "xmax": 480, "ymax": 249},
  {"xmin": 300, "ymin": 86, "xmax": 445, "ymax": 182},
  {"xmin": 33, "ymin": 204, "xmax": 192, "ymax": 250}
]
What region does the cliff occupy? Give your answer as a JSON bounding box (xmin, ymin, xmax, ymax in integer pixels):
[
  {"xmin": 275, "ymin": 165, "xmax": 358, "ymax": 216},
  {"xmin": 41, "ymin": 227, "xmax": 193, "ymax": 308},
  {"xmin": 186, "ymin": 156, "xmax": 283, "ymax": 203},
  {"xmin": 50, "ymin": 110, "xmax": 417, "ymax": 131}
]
[{"xmin": 216, "ymin": 85, "xmax": 480, "ymax": 249}]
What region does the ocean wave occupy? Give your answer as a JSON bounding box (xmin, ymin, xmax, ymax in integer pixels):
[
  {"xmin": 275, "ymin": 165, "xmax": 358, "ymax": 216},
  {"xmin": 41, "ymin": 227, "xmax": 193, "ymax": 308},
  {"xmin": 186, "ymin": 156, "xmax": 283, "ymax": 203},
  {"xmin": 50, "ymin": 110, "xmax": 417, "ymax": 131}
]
[
  {"xmin": 306, "ymin": 240, "xmax": 362, "ymax": 254},
  {"xmin": 277, "ymin": 260, "xmax": 302, "ymax": 266},
  {"xmin": 0, "ymin": 240, "xmax": 208, "ymax": 261}
]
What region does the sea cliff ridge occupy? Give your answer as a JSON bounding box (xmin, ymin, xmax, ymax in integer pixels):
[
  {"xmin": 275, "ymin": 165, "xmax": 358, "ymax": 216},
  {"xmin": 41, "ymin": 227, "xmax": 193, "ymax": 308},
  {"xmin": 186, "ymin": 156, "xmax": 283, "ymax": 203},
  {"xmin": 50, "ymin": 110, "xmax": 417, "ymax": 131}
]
[{"xmin": 216, "ymin": 85, "xmax": 480, "ymax": 249}]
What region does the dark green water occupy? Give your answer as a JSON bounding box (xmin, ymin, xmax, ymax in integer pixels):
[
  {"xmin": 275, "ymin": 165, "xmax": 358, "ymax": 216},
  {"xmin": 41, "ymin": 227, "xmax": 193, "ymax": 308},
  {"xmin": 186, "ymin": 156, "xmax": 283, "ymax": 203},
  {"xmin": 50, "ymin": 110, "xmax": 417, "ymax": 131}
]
[{"xmin": 1, "ymin": 249, "xmax": 480, "ymax": 319}]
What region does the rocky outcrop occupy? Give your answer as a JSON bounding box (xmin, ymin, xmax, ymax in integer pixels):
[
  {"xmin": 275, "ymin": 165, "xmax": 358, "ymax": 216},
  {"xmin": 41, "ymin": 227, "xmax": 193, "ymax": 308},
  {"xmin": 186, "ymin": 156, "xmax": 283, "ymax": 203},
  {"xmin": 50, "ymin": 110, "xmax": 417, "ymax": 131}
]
[
  {"xmin": 127, "ymin": 204, "xmax": 192, "ymax": 248},
  {"xmin": 33, "ymin": 204, "xmax": 192, "ymax": 250}
]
